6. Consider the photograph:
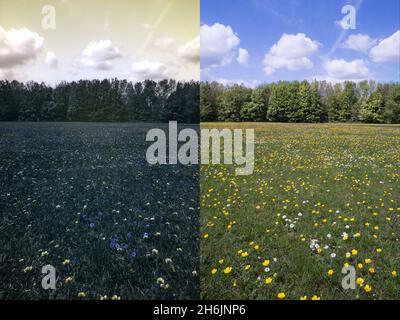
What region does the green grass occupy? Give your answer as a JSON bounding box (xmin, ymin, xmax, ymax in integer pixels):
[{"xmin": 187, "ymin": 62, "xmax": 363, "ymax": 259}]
[{"xmin": 200, "ymin": 123, "xmax": 400, "ymax": 300}]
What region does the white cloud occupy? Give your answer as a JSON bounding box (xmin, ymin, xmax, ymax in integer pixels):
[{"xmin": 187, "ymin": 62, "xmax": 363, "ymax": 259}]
[
  {"xmin": 369, "ymin": 30, "xmax": 400, "ymax": 62},
  {"xmin": 215, "ymin": 77, "xmax": 260, "ymax": 88},
  {"xmin": 178, "ymin": 36, "xmax": 199, "ymax": 64},
  {"xmin": 262, "ymin": 33, "xmax": 320, "ymax": 75},
  {"xmin": 140, "ymin": 23, "xmax": 154, "ymax": 30},
  {"xmin": 200, "ymin": 23, "xmax": 240, "ymax": 69},
  {"xmin": 341, "ymin": 34, "xmax": 377, "ymax": 53},
  {"xmin": 237, "ymin": 48, "xmax": 249, "ymax": 66},
  {"xmin": 334, "ymin": 19, "xmax": 348, "ymax": 30},
  {"xmin": 0, "ymin": 69, "xmax": 18, "ymax": 80},
  {"xmin": 0, "ymin": 26, "xmax": 44, "ymax": 69},
  {"xmin": 153, "ymin": 37, "xmax": 176, "ymax": 49},
  {"xmin": 76, "ymin": 40, "xmax": 121, "ymax": 70},
  {"xmin": 45, "ymin": 51, "xmax": 58, "ymax": 68},
  {"xmin": 323, "ymin": 58, "xmax": 370, "ymax": 80},
  {"xmin": 131, "ymin": 60, "xmax": 170, "ymax": 80}
]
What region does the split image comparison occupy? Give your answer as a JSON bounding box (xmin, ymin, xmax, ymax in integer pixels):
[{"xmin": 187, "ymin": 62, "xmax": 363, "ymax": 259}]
[{"xmin": 0, "ymin": 0, "xmax": 399, "ymax": 301}]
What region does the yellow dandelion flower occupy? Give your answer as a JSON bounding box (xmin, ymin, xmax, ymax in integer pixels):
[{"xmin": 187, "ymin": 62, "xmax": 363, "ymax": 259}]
[
  {"xmin": 223, "ymin": 267, "xmax": 232, "ymax": 274},
  {"xmin": 23, "ymin": 266, "xmax": 33, "ymax": 273},
  {"xmin": 368, "ymin": 267, "xmax": 375, "ymax": 274},
  {"xmin": 262, "ymin": 259, "xmax": 270, "ymax": 267},
  {"xmin": 277, "ymin": 292, "xmax": 286, "ymax": 299},
  {"xmin": 62, "ymin": 259, "xmax": 71, "ymax": 265},
  {"xmin": 65, "ymin": 276, "xmax": 73, "ymax": 284},
  {"xmin": 364, "ymin": 284, "xmax": 372, "ymax": 293}
]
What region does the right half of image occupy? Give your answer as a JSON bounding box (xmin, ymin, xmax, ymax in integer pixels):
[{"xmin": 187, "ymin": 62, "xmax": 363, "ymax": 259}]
[{"xmin": 200, "ymin": 0, "xmax": 400, "ymax": 300}]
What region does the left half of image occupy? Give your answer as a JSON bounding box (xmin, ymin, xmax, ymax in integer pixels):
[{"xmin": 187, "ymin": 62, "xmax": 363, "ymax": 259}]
[{"xmin": 0, "ymin": 0, "xmax": 200, "ymax": 300}]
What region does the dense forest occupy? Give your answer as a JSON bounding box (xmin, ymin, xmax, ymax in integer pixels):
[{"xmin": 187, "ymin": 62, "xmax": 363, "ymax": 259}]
[
  {"xmin": 0, "ymin": 79, "xmax": 200, "ymax": 123},
  {"xmin": 201, "ymin": 80, "xmax": 400, "ymax": 123}
]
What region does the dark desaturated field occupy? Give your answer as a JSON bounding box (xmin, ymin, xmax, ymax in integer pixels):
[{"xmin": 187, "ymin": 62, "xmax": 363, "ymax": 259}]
[{"xmin": 0, "ymin": 122, "xmax": 199, "ymax": 299}]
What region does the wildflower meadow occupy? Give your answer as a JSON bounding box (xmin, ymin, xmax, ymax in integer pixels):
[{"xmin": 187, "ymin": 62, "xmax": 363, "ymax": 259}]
[
  {"xmin": 0, "ymin": 122, "xmax": 199, "ymax": 300},
  {"xmin": 201, "ymin": 123, "xmax": 399, "ymax": 300}
]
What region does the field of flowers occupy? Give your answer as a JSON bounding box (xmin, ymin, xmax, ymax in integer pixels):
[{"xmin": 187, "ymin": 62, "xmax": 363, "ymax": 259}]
[
  {"xmin": 201, "ymin": 123, "xmax": 399, "ymax": 300},
  {"xmin": 0, "ymin": 122, "xmax": 199, "ymax": 300}
]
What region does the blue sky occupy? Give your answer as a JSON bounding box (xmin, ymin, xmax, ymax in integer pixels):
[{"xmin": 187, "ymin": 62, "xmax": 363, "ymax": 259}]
[{"xmin": 200, "ymin": 0, "xmax": 400, "ymax": 85}]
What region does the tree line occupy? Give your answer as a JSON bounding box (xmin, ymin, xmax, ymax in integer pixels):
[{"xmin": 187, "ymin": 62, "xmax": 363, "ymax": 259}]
[
  {"xmin": 1, "ymin": 79, "xmax": 399, "ymax": 124},
  {"xmin": 201, "ymin": 80, "xmax": 400, "ymax": 123},
  {"xmin": 0, "ymin": 79, "xmax": 200, "ymax": 123}
]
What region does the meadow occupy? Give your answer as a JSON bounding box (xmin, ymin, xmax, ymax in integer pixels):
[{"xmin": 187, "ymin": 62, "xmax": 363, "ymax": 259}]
[
  {"xmin": 200, "ymin": 123, "xmax": 400, "ymax": 300},
  {"xmin": 0, "ymin": 122, "xmax": 199, "ymax": 300}
]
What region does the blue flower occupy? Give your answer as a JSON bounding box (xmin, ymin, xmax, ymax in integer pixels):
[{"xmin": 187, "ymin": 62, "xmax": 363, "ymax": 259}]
[
  {"xmin": 110, "ymin": 238, "xmax": 119, "ymax": 250},
  {"xmin": 130, "ymin": 250, "xmax": 137, "ymax": 258},
  {"xmin": 89, "ymin": 222, "xmax": 95, "ymax": 228}
]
